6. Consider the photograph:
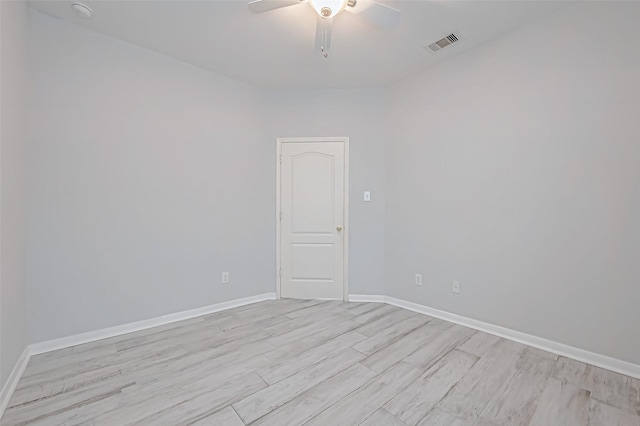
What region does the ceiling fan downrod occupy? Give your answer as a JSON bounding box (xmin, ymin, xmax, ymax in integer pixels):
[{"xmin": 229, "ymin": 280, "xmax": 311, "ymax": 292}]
[{"xmin": 319, "ymin": 17, "xmax": 332, "ymax": 58}]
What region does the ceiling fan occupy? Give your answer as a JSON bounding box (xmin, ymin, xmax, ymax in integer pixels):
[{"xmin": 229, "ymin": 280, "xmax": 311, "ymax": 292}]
[{"xmin": 248, "ymin": 0, "xmax": 401, "ymax": 58}]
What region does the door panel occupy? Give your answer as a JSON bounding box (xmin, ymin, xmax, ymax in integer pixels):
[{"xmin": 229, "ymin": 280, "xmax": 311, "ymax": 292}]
[
  {"xmin": 291, "ymin": 153, "xmax": 335, "ymax": 233},
  {"xmin": 291, "ymin": 243, "xmax": 334, "ymax": 280},
  {"xmin": 280, "ymin": 141, "xmax": 345, "ymax": 300}
]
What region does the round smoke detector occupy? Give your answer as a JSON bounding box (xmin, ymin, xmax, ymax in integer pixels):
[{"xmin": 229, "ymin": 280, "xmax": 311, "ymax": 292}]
[{"xmin": 71, "ymin": 2, "xmax": 93, "ymax": 19}]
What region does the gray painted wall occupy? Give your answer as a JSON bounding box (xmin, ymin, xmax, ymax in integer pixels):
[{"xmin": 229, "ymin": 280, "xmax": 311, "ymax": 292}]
[
  {"xmin": 385, "ymin": 2, "xmax": 640, "ymax": 364},
  {"xmin": 23, "ymin": 1, "xmax": 640, "ymax": 370},
  {"xmin": 0, "ymin": 0, "xmax": 29, "ymax": 386},
  {"xmin": 27, "ymin": 10, "xmax": 273, "ymax": 343},
  {"xmin": 263, "ymin": 89, "xmax": 387, "ymax": 296},
  {"xmin": 27, "ymin": 11, "xmax": 387, "ymax": 342}
]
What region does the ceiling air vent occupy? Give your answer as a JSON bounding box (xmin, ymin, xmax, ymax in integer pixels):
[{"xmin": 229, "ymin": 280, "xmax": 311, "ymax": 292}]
[{"xmin": 425, "ymin": 33, "xmax": 460, "ymax": 53}]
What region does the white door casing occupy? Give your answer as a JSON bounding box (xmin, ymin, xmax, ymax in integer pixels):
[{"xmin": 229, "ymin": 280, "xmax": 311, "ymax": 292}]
[{"xmin": 277, "ymin": 137, "xmax": 349, "ymax": 300}]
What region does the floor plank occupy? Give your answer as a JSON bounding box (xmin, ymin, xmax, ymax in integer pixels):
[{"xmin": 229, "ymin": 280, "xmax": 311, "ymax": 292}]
[
  {"xmin": 257, "ymin": 330, "xmax": 366, "ymax": 385},
  {"xmin": 590, "ymin": 366, "xmax": 640, "ymax": 416},
  {"xmin": 587, "ymin": 399, "xmax": 640, "ymax": 426},
  {"xmin": 385, "ymin": 349, "xmax": 478, "ymax": 425},
  {"xmin": 361, "ymin": 320, "xmax": 452, "ymax": 373},
  {"xmin": 304, "ymin": 362, "xmax": 422, "ymax": 426},
  {"xmin": 436, "ymin": 339, "xmax": 525, "ymax": 421},
  {"xmin": 458, "ymin": 331, "xmax": 503, "ymax": 358},
  {"xmin": 403, "ymin": 324, "xmax": 476, "ymax": 370},
  {"xmin": 352, "ymin": 314, "xmax": 430, "ymax": 356},
  {"xmin": 529, "ymin": 378, "xmax": 591, "ymax": 426},
  {"xmin": 476, "ymin": 347, "xmax": 557, "ymax": 425},
  {"xmin": 3, "ymin": 299, "xmax": 639, "ymax": 426},
  {"xmin": 232, "ymin": 348, "xmax": 364, "ymax": 424},
  {"xmin": 553, "ymin": 356, "xmax": 594, "ymax": 391},
  {"xmin": 360, "ymin": 408, "xmax": 408, "ymax": 426},
  {"xmin": 188, "ymin": 406, "xmax": 244, "ymax": 426},
  {"xmin": 418, "ymin": 408, "xmax": 468, "ymax": 426},
  {"xmin": 252, "ymin": 363, "xmax": 377, "ymax": 426}
]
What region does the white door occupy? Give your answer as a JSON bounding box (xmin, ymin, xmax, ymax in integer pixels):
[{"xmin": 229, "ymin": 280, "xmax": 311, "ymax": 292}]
[{"xmin": 278, "ymin": 138, "xmax": 347, "ymax": 300}]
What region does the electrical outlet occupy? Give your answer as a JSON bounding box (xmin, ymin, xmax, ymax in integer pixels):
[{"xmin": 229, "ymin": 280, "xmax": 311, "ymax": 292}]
[
  {"xmin": 415, "ymin": 273, "xmax": 423, "ymax": 286},
  {"xmin": 452, "ymin": 280, "xmax": 460, "ymax": 293},
  {"xmin": 221, "ymin": 272, "xmax": 229, "ymax": 284}
]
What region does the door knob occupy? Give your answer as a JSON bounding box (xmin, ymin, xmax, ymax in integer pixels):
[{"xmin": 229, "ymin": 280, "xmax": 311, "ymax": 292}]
[{"xmin": 336, "ymin": 226, "xmax": 343, "ymax": 231}]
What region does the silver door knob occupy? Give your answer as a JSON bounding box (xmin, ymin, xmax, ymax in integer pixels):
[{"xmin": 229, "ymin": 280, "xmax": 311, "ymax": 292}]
[{"xmin": 336, "ymin": 226, "xmax": 343, "ymax": 231}]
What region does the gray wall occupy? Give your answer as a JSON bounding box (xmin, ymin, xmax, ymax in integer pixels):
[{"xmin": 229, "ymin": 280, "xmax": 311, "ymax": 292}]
[
  {"xmin": 263, "ymin": 89, "xmax": 387, "ymax": 296},
  {"xmin": 0, "ymin": 0, "xmax": 29, "ymax": 386},
  {"xmin": 27, "ymin": 10, "xmax": 274, "ymax": 343},
  {"xmin": 24, "ymin": 1, "xmax": 640, "ymax": 370},
  {"xmin": 385, "ymin": 2, "xmax": 640, "ymax": 364},
  {"xmin": 27, "ymin": 11, "xmax": 387, "ymax": 343}
]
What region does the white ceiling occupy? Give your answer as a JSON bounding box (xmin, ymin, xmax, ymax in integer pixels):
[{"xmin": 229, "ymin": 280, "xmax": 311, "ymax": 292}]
[{"xmin": 30, "ymin": 0, "xmax": 571, "ymax": 89}]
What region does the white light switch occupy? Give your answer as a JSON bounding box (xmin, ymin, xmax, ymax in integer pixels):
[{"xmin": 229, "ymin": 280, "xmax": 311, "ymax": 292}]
[{"xmin": 363, "ymin": 191, "xmax": 371, "ymax": 202}]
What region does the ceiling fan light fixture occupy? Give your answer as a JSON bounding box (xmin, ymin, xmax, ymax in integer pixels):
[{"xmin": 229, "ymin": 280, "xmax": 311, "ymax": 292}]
[{"xmin": 309, "ymin": 0, "xmax": 347, "ymax": 18}]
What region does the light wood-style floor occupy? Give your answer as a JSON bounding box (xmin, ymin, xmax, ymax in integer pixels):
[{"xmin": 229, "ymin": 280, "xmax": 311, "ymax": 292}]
[{"xmin": 3, "ymin": 299, "xmax": 639, "ymax": 426}]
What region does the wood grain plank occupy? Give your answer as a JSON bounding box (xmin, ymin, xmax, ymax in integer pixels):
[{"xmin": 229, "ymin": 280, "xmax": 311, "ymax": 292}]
[
  {"xmin": 529, "ymin": 378, "xmax": 590, "ymax": 426},
  {"xmin": 233, "ymin": 348, "xmax": 365, "ymax": 424},
  {"xmin": 252, "ymin": 363, "xmax": 377, "ymax": 426},
  {"xmin": 477, "ymin": 347, "xmax": 556, "ymax": 426},
  {"xmin": 587, "ymin": 399, "xmax": 640, "ymax": 426},
  {"xmin": 93, "ymin": 372, "xmax": 267, "ymax": 425},
  {"xmin": 2, "ymin": 375, "xmax": 135, "ymax": 426},
  {"xmin": 403, "ymin": 324, "xmax": 475, "ymax": 371},
  {"xmin": 353, "ymin": 314, "xmax": 430, "ymax": 356},
  {"xmin": 345, "ymin": 302, "xmax": 385, "ymax": 317},
  {"xmin": 437, "ymin": 339, "xmax": 525, "ymax": 421},
  {"xmin": 4, "ymin": 300, "xmax": 639, "ymax": 426},
  {"xmin": 304, "ymin": 362, "xmax": 422, "ymax": 426},
  {"xmin": 418, "ymin": 409, "xmax": 468, "ymax": 426},
  {"xmin": 25, "ymin": 392, "xmax": 125, "ymax": 426},
  {"xmin": 591, "ymin": 366, "xmax": 640, "ymax": 416},
  {"xmin": 355, "ymin": 308, "xmax": 417, "ymax": 337},
  {"xmin": 188, "ymin": 406, "xmax": 244, "ymax": 426},
  {"xmin": 284, "ymin": 300, "xmax": 341, "ymax": 319},
  {"xmin": 131, "ymin": 374, "xmax": 267, "ymax": 425},
  {"xmin": 262, "ymin": 319, "xmax": 359, "ymax": 363},
  {"xmin": 385, "ymin": 349, "xmax": 478, "ymax": 425},
  {"xmin": 258, "ymin": 330, "xmax": 367, "ymax": 385},
  {"xmin": 361, "ymin": 320, "xmax": 452, "ymax": 373},
  {"xmin": 360, "ymin": 408, "xmax": 408, "ymax": 426},
  {"xmin": 353, "ymin": 304, "xmax": 399, "ymax": 324},
  {"xmin": 458, "ymin": 331, "xmax": 503, "ymax": 358},
  {"xmin": 553, "ymin": 356, "xmax": 594, "ymax": 391}
]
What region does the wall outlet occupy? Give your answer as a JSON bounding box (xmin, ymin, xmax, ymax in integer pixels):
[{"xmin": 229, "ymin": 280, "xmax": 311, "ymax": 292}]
[
  {"xmin": 415, "ymin": 273, "xmax": 423, "ymax": 286},
  {"xmin": 452, "ymin": 280, "xmax": 460, "ymax": 293},
  {"xmin": 221, "ymin": 272, "xmax": 229, "ymax": 284}
]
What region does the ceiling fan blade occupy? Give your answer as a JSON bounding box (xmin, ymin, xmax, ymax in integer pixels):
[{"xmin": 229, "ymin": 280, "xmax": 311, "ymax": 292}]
[
  {"xmin": 248, "ymin": 0, "xmax": 306, "ymax": 14},
  {"xmin": 347, "ymin": 0, "xmax": 400, "ymax": 29},
  {"xmin": 314, "ymin": 16, "xmax": 333, "ymax": 59}
]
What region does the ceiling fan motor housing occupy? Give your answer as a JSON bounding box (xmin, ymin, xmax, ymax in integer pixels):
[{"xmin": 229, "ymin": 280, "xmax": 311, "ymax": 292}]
[{"xmin": 321, "ymin": 7, "xmax": 332, "ymax": 17}]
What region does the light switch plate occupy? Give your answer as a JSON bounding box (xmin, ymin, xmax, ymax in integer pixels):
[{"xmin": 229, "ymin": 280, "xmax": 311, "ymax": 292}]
[
  {"xmin": 364, "ymin": 191, "xmax": 371, "ymax": 202},
  {"xmin": 415, "ymin": 274, "xmax": 423, "ymax": 286}
]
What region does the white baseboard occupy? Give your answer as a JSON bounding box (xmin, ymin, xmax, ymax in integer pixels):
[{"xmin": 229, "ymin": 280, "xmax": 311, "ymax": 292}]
[
  {"xmin": 349, "ymin": 294, "xmax": 386, "ymax": 303},
  {"xmin": 382, "ymin": 295, "xmax": 640, "ymax": 380},
  {"xmin": 0, "ymin": 346, "xmax": 31, "ymax": 420},
  {"xmin": 30, "ymin": 293, "xmax": 276, "ymax": 355}
]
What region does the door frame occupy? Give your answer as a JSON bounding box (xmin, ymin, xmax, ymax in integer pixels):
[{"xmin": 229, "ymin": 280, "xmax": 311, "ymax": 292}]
[{"xmin": 276, "ymin": 137, "xmax": 350, "ymax": 301}]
